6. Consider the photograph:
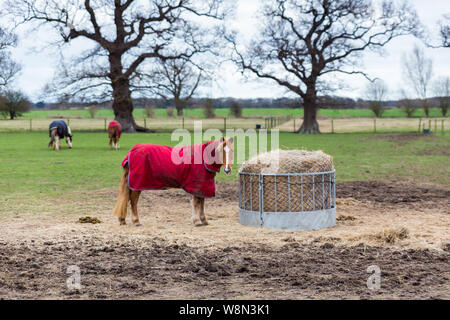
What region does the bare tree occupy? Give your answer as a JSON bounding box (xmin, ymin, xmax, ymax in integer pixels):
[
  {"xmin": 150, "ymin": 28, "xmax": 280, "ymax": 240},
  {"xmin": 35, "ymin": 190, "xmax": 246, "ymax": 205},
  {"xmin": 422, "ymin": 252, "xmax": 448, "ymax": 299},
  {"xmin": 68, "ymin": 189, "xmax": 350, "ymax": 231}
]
[
  {"xmin": 203, "ymin": 98, "xmax": 215, "ymax": 118},
  {"xmin": 402, "ymin": 45, "xmax": 433, "ymax": 117},
  {"xmin": 433, "ymin": 76, "xmax": 449, "ymax": 116},
  {"xmin": 7, "ymin": 0, "xmax": 227, "ymax": 132},
  {"xmin": 0, "ymin": 28, "xmax": 16, "ymax": 51},
  {"xmin": 398, "ymin": 88, "xmax": 417, "ymax": 118},
  {"xmin": 365, "ymin": 79, "xmax": 387, "ymax": 118},
  {"xmin": 135, "ymin": 59, "xmax": 206, "ymax": 116},
  {"xmin": 420, "ymin": 13, "xmax": 449, "ymax": 48},
  {"xmin": 227, "ymin": 0, "xmax": 418, "ymax": 133},
  {"xmin": 0, "ymin": 90, "xmax": 31, "ymax": 119},
  {"xmin": 229, "ymin": 99, "xmax": 242, "ymax": 118},
  {"xmin": 430, "ymin": 14, "xmax": 450, "ymax": 48},
  {"xmin": 0, "ymin": 28, "xmax": 21, "ymax": 89}
]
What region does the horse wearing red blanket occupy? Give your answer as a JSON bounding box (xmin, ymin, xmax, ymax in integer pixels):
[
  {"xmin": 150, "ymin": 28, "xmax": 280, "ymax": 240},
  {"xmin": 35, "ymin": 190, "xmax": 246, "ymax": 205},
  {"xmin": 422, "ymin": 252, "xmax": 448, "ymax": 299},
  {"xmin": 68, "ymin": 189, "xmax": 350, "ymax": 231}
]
[
  {"xmin": 112, "ymin": 137, "xmax": 234, "ymax": 226},
  {"xmin": 108, "ymin": 120, "xmax": 122, "ymax": 150}
]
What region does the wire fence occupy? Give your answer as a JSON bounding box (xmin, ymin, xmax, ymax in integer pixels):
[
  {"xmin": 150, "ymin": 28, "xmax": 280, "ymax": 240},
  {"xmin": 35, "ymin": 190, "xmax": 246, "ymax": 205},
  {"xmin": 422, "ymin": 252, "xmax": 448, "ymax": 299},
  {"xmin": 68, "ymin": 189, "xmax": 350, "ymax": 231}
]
[{"xmin": 0, "ymin": 116, "xmax": 448, "ymax": 134}]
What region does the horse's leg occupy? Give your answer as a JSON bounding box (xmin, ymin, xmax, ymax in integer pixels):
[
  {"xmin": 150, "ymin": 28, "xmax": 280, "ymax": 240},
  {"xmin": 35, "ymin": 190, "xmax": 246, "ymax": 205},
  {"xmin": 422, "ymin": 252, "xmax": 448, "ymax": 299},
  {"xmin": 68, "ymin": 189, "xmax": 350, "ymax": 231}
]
[
  {"xmin": 199, "ymin": 197, "xmax": 208, "ymax": 225},
  {"xmin": 116, "ymin": 136, "xmax": 120, "ymax": 150},
  {"xmin": 55, "ymin": 136, "xmax": 60, "ymax": 150},
  {"xmin": 192, "ymin": 196, "xmax": 204, "ymax": 226},
  {"xmin": 112, "ymin": 166, "xmax": 130, "ymax": 225},
  {"xmin": 109, "ymin": 136, "xmax": 113, "ymax": 149},
  {"xmin": 130, "ymin": 190, "xmax": 142, "ymax": 226}
]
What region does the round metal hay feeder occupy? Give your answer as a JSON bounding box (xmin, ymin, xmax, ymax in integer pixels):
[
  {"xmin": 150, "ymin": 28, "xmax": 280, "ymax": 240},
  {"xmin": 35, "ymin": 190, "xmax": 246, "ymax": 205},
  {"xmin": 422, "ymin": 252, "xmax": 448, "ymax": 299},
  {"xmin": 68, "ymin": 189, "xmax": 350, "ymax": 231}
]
[{"xmin": 239, "ymin": 170, "xmax": 336, "ymax": 230}]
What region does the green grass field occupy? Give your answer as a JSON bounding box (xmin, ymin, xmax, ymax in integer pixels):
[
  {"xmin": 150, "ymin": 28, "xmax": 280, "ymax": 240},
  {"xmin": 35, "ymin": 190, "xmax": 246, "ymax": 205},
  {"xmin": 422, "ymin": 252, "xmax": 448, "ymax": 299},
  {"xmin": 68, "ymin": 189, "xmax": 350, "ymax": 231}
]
[
  {"xmin": 1, "ymin": 132, "xmax": 448, "ymax": 204},
  {"xmin": 19, "ymin": 107, "xmax": 446, "ymax": 119}
]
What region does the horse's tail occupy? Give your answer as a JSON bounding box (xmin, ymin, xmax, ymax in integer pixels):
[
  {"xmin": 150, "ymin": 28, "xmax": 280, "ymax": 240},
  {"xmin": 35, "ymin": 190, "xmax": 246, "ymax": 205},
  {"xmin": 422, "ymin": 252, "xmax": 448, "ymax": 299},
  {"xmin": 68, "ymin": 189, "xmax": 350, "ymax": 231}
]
[
  {"xmin": 112, "ymin": 165, "xmax": 130, "ymax": 222},
  {"xmin": 48, "ymin": 128, "xmax": 57, "ymax": 149}
]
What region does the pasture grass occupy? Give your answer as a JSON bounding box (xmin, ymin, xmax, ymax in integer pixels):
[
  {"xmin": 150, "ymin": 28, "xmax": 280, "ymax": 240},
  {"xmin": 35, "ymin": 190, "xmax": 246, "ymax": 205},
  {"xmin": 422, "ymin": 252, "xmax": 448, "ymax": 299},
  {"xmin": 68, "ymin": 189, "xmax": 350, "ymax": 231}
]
[
  {"xmin": 0, "ymin": 132, "xmax": 448, "ymax": 204},
  {"xmin": 19, "ymin": 107, "xmax": 446, "ymax": 119}
]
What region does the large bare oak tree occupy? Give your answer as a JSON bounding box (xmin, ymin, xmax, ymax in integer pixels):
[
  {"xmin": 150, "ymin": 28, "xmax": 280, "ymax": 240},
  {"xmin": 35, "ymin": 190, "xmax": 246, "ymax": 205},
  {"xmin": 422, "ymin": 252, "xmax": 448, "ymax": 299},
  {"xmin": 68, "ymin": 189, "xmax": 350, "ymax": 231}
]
[
  {"xmin": 8, "ymin": 0, "xmax": 226, "ymax": 132},
  {"xmin": 228, "ymin": 0, "xmax": 418, "ymax": 133}
]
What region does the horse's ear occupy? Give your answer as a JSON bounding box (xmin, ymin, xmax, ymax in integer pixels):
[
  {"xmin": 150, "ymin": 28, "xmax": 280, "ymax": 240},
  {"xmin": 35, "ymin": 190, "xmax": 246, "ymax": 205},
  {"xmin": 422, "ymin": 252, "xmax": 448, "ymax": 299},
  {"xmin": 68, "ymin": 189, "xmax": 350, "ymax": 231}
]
[
  {"xmin": 220, "ymin": 137, "xmax": 225, "ymax": 143},
  {"xmin": 228, "ymin": 137, "xmax": 234, "ymax": 143}
]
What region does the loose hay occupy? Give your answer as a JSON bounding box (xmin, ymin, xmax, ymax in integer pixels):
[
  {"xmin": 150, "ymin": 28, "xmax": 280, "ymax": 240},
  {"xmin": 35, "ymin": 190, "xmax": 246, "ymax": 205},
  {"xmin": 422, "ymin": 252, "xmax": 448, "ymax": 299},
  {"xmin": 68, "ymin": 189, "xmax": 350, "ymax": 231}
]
[
  {"xmin": 376, "ymin": 227, "xmax": 410, "ymax": 244},
  {"xmin": 239, "ymin": 150, "xmax": 334, "ymax": 212},
  {"xmin": 337, "ymin": 214, "xmax": 356, "ymax": 221}
]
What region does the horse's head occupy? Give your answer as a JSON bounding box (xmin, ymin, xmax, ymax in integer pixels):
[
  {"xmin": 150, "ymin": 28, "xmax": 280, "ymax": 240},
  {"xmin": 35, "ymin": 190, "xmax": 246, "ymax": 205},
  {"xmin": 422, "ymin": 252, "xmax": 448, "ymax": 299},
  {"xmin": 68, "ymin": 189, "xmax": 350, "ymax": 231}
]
[
  {"xmin": 66, "ymin": 127, "xmax": 73, "ymax": 149},
  {"xmin": 216, "ymin": 137, "xmax": 234, "ymax": 175}
]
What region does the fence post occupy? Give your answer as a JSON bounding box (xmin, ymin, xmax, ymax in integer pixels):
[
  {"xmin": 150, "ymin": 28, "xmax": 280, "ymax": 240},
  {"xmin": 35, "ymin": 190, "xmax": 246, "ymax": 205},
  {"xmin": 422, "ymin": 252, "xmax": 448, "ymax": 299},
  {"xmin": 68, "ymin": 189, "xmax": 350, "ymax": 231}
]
[
  {"xmin": 331, "ymin": 119, "xmax": 334, "ymax": 134},
  {"xmin": 182, "ymin": 117, "xmax": 185, "ymax": 129},
  {"xmin": 224, "ymin": 117, "xmax": 227, "ymax": 132},
  {"xmin": 104, "ymin": 118, "xmax": 107, "ymax": 132},
  {"xmin": 67, "ymin": 119, "xmax": 70, "ymax": 127},
  {"xmin": 373, "ymin": 118, "xmax": 376, "ymax": 133},
  {"xmin": 428, "ymin": 119, "xmax": 431, "ymax": 130},
  {"xmin": 434, "ymin": 119, "xmax": 437, "ymax": 132},
  {"xmin": 30, "ymin": 119, "xmax": 32, "ymax": 132},
  {"xmin": 442, "ymin": 119, "xmax": 445, "ymax": 134},
  {"xmin": 293, "ymin": 118, "xmax": 296, "ymax": 132},
  {"xmin": 418, "ymin": 118, "xmax": 422, "ymax": 133}
]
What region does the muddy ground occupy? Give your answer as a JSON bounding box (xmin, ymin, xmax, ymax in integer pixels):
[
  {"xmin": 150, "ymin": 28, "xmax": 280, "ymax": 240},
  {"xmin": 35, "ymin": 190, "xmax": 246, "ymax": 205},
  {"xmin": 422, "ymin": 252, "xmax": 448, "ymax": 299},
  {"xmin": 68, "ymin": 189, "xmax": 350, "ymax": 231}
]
[{"xmin": 0, "ymin": 181, "xmax": 448, "ymax": 299}]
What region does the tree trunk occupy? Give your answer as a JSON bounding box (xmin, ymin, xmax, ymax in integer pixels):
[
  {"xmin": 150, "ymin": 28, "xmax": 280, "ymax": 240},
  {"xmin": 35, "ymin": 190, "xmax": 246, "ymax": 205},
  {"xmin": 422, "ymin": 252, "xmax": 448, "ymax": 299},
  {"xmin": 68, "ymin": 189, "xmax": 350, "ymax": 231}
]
[
  {"xmin": 423, "ymin": 99, "xmax": 429, "ymax": 117},
  {"xmin": 112, "ymin": 79, "xmax": 134, "ymax": 132},
  {"xmin": 110, "ymin": 55, "xmax": 150, "ymax": 133},
  {"xmin": 298, "ymin": 88, "xmax": 320, "ymax": 134},
  {"xmin": 175, "ymin": 98, "xmax": 184, "ymax": 116}
]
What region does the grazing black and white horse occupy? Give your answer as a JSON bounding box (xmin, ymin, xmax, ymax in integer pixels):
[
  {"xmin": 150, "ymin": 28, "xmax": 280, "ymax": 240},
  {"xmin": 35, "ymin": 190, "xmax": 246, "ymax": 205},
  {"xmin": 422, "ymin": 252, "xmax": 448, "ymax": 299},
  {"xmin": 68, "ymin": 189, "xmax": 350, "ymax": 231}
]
[{"xmin": 48, "ymin": 120, "xmax": 73, "ymax": 150}]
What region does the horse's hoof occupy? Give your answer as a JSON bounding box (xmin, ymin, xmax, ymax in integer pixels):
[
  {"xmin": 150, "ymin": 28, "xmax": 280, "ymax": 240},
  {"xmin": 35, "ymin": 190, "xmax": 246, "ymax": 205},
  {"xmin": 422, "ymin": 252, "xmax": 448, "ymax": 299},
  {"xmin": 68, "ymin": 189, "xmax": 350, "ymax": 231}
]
[
  {"xmin": 193, "ymin": 220, "xmax": 203, "ymax": 227},
  {"xmin": 201, "ymin": 220, "xmax": 209, "ymax": 226}
]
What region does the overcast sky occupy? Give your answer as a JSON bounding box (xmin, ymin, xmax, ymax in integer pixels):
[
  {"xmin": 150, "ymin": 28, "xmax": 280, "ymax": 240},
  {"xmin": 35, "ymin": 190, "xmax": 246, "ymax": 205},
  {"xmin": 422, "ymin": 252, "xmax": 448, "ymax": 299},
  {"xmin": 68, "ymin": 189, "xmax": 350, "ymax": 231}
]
[{"xmin": 6, "ymin": 0, "xmax": 450, "ymax": 102}]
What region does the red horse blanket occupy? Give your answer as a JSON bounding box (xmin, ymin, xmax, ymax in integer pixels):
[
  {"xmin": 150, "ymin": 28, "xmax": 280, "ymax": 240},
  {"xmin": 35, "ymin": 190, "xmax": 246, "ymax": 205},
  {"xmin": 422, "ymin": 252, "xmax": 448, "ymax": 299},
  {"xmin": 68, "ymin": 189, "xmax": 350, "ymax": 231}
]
[
  {"xmin": 121, "ymin": 141, "xmax": 222, "ymax": 198},
  {"xmin": 108, "ymin": 120, "xmax": 122, "ymax": 138}
]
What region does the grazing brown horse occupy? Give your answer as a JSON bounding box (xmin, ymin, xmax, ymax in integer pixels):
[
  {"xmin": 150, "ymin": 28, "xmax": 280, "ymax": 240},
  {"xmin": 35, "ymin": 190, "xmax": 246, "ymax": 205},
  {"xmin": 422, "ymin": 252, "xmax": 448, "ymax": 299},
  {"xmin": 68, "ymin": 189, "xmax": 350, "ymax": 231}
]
[
  {"xmin": 112, "ymin": 137, "xmax": 234, "ymax": 226},
  {"xmin": 108, "ymin": 120, "xmax": 122, "ymax": 150}
]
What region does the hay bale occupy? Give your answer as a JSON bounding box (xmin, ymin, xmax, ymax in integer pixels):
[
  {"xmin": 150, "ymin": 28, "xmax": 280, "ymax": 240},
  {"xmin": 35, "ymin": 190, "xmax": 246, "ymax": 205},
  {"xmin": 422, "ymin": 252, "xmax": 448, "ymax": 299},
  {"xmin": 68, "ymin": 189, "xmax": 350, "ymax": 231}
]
[
  {"xmin": 239, "ymin": 149, "xmax": 333, "ymax": 174},
  {"xmin": 239, "ymin": 150, "xmax": 334, "ymax": 212}
]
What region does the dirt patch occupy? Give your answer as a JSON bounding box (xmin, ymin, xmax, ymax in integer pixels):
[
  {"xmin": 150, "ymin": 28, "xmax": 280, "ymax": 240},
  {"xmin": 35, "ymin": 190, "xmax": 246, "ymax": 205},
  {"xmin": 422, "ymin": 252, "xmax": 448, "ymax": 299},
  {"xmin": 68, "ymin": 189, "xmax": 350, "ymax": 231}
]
[
  {"xmin": 338, "ymin": 181, "xmax": 450, "ymax": 208},
  {"xmin": 0, "ymin": 180, "xmax": 449, "ymax": 299},
  {"xmin": 418, "ymin": 146, "xmax": 450, "ymax": 157},
  {"xmin": 372, "ymin": 133, "xmax": 442, "ymax": 146},
  {"xmin": 0, "ymin": 239, "xmax": 448, "ymax": 299}
]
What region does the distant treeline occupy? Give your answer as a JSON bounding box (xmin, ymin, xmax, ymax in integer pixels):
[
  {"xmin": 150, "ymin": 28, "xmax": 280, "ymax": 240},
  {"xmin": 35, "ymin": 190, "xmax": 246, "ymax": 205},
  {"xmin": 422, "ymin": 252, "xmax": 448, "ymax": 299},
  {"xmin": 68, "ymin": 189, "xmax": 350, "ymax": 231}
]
[{"xmin": 34, "ymin": 96, "xmax": 448, "ymax": 110}]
